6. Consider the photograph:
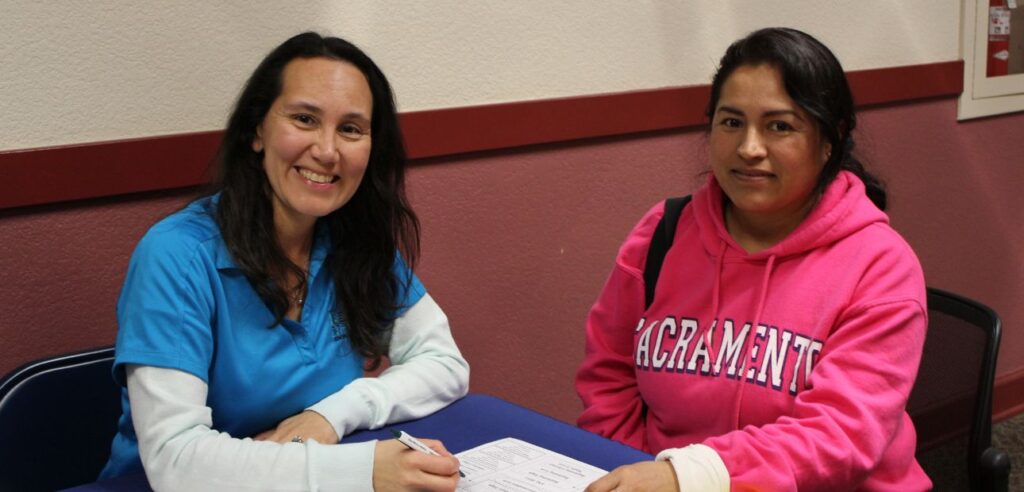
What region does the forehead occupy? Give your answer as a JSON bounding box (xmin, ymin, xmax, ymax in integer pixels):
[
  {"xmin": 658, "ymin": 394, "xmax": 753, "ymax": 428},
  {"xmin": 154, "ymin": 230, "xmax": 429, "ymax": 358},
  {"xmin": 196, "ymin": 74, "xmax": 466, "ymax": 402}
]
[
  {"xmin": 277, "ymin": 57, "xmax": 372, "ymax": 107},
  {"xmin": 717, "ymin": 64, "xmax": 799, "ymax": 112}
]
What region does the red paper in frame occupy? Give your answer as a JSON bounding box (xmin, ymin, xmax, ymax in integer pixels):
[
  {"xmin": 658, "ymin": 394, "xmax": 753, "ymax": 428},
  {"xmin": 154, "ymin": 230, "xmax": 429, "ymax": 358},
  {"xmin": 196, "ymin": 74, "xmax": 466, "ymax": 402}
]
[{"xmin": 988, "ymin": 0, "xmax": 1011, "ymax": 77}]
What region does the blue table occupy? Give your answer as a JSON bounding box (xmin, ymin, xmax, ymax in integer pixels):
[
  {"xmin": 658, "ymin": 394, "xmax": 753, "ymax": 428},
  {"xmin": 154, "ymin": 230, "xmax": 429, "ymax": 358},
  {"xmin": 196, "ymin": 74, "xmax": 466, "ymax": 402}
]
[{"xmin": 66, "ymin": 394, "xmax": 652, "ymax": 491}]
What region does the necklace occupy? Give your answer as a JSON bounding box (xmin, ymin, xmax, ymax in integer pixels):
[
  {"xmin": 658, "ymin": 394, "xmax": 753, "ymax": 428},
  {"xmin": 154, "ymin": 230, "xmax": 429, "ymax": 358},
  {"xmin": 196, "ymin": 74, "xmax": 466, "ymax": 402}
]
[
  {"xmin": 290, "ymin": 288, "xmax": 304, "ymax": 306},
  {"xmin": 289, "ymin": 270, "xmax": 308, "ymax": 307}
]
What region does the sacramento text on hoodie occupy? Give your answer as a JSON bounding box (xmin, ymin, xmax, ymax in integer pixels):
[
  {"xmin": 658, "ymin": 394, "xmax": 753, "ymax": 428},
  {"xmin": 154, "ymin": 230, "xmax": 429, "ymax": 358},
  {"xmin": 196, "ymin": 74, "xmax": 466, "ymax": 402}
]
[{"xmin": 576, "ymin": 170, "xmax": 931, "ymax": 491}]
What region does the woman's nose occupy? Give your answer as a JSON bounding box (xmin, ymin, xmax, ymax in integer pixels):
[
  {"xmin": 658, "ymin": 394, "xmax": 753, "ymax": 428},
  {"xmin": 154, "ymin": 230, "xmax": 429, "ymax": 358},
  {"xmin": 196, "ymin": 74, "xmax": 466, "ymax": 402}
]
[
  {"xmin": 310, "ymin": 131, "xmax": 339, "ymax": 164},
  {"xmin": 737, "ymin": 129, "xmax": 767, "ymax": 161}
]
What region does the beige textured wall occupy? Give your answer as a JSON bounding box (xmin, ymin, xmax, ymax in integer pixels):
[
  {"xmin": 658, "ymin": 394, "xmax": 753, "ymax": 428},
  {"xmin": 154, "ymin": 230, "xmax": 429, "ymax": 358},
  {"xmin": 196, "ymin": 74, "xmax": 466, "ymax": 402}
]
[{"xmin": 1, "ymin": 1, "xmax": 958, "ymax": 151}]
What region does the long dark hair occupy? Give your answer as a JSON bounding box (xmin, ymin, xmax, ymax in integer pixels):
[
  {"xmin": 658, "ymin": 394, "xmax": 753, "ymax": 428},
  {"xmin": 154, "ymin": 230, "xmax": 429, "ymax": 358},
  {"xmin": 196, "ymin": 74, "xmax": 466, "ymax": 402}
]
[
  {"xmin": 706, "ymin": 27, "xmax": 886, "ymax": 210},
  {"xmin": 209, "ymin": 32, "xmax": 419, "ymax": 369}
]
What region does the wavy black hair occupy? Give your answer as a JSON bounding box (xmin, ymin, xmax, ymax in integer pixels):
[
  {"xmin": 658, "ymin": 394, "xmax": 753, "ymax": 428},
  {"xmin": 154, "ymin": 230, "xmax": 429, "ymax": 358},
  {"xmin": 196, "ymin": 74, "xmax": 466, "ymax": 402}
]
[
  {"xmin": 706, "ymin": 27, "xmax": 886, "ymax": 210},
  {"xmin": 208, "ymin": 32, "xmax": 419, "ymax": 369}
]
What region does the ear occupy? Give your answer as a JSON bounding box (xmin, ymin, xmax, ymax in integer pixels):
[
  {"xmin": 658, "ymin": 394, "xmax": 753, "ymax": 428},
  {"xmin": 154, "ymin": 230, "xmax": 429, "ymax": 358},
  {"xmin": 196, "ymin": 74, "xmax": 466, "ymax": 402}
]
[
  {"xmin": 821, "ymin": 142, "xmax": 833, "ymax": 163},
  {"xmin": 252, "ymin": 126, "xmax": 264, "ymax": 153}
]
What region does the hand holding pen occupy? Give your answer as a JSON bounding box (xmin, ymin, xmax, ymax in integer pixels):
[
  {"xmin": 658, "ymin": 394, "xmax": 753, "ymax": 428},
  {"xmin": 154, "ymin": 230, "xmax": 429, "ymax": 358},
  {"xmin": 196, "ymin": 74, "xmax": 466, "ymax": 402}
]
[
  {"xmin": 393, "ymin": 430, "xmax": 466, "ymax": 477},
  {"xmin": 372, "ymin": 431, "xmax": 464, "ymax": 490}
]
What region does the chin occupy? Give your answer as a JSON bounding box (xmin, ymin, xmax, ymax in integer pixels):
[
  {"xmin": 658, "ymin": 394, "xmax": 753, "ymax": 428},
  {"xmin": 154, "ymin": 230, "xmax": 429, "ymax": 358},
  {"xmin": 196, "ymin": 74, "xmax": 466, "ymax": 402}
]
[
  {"xmin": 727, "ymin": 194, "xmax": 780, "ymax": 214},
  {"xmin": 294, "ymin": 197, "xmax": 350, "ymax": 218},
  {"xmin": 307, "ymin": 204, "xmax": 347, "ymax": 218}
]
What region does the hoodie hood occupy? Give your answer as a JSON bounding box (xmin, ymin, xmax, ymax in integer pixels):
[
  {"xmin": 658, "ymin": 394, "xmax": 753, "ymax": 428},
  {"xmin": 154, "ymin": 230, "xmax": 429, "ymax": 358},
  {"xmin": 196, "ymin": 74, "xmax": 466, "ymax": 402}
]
[{"xmin": 694, "ymin": 170, "xmax": 888, "ymax": 261}]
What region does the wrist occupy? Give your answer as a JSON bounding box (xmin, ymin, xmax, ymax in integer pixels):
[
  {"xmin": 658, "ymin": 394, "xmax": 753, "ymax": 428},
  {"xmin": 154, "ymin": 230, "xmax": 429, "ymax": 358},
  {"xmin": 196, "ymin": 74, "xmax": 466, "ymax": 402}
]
[{"xmin": 655, "ymin": 443, "xmax": 729, "ymax": 492}]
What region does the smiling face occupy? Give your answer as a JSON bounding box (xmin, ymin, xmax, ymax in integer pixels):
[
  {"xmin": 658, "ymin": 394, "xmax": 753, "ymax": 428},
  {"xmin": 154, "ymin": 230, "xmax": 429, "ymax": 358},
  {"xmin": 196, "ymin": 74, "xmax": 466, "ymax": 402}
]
[
  {"xmin": 253, "ymin": 57, "xmax": 373, "ymax": 233},
  {"xmin": 710, "ymin": 64, "xmax": 831, "ymax": 231}
]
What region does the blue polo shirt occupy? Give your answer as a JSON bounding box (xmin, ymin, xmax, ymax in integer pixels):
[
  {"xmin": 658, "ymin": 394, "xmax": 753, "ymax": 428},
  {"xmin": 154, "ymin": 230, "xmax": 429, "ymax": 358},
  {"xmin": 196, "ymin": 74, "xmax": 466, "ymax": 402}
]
[{"xmin": 99, "ymin": 195, "xmax": 425, "ymax": 479}]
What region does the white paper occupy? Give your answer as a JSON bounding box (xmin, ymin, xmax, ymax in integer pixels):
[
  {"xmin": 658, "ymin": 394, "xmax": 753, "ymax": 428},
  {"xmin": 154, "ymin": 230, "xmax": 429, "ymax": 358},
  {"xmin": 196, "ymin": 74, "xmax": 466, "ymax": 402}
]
[{"xmin": 456, "ymin": 437, "xmax": 607, "ymax": 491}]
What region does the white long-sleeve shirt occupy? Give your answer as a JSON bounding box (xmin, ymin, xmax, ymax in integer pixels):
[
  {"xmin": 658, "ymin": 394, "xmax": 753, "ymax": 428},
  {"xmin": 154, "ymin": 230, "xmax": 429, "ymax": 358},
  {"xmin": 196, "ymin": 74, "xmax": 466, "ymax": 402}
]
[{"xmin": 129, "ymin": 294, "xmax": 469, "ymax": 491}]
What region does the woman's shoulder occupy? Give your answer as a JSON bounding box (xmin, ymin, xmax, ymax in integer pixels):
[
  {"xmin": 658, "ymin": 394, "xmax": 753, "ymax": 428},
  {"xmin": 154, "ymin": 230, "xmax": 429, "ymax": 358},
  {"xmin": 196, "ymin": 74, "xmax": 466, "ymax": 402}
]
[
  {"xmin": 840, "ymin": 221, "xmax": 926, "ymax": 310},
  {"xmin": 820, "ymin": 180, "xmax": 923, "ymax": 284},
  {"xmin": 613, "ymin": 201, "xmax": 671, "ymax": 274},
  {"xmin": 136, "ymin": 196, "xmax": 222, "ymax": 260},
  {"xmin": 850, "ymin": 219, "xmax": 922, "ymax": 273}
]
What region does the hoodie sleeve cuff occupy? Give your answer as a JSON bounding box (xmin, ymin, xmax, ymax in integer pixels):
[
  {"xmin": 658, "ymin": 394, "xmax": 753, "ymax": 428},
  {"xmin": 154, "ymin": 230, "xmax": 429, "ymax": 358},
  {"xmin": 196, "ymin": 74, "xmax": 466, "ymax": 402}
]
[{"xmin": 655, "ymin": 444, "xmax": 730, "ymax": 492}]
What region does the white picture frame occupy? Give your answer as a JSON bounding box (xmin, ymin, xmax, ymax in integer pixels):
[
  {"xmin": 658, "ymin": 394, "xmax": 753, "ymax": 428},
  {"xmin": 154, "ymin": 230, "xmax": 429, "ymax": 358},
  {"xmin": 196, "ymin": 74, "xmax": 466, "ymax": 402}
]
[{"xmin": 959, "ymin": 0, "xmax": 1024, "ymax": 120}]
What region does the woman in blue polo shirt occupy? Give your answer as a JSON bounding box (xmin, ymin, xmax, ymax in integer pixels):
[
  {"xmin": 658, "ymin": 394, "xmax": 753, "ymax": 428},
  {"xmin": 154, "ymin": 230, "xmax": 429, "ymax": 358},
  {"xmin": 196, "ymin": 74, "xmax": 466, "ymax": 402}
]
[{"xmin": 99, "ymin": 32, "xmax": 469, "ymax": 491}]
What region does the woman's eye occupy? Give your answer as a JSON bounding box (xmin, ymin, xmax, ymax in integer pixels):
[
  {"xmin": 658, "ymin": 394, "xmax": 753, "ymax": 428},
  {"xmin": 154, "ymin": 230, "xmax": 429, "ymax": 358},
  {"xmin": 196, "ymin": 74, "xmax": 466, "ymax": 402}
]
[
  {"xmin": 339, "ymin": 124, "xmax": 364, "ymax": 137},
  {"xmin": 293, "ymin": 114, "xmax": 316, "ymax": 126},
  {"xmin": 768, "ymin": 121, "xmax": 794, "ymax": 132},
  {"xmin": 719, "ymin": 118, "xmax": 742, "ymax": 128}
]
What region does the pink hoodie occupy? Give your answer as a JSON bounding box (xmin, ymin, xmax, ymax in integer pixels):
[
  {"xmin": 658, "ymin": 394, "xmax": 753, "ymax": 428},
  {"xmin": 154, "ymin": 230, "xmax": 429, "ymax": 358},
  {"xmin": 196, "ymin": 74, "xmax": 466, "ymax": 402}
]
[{"xmin": 577, "ymin": 171, "xmax": 931, "ymax": 490}]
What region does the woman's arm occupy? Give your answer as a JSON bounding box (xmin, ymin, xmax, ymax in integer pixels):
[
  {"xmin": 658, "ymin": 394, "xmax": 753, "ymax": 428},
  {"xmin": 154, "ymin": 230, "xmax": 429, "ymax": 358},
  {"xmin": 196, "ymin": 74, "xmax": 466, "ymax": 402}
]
[
  {"xmin": 306, "ymin": 293, "xmax": 470, "ymax": 438},
  {"xmin": 575, "ymin": 203, "xmax": 665, "ymax": 450},
  {"xmin": 575, "ymin": 262, "xmax": 649, "ymax": 450},
  {"xmin": 128, "ymin": 365, "xmax": 377, "ymax": 491},
  {"xmin": 586, "ymin": 297, "xmax": 926, "ymax": 492},
  {"xmin": 641, "ymin": 296, "xmax": 927, "ymax": 491},
  {"xmin": 130, "ymin": 366, "xmax": 461, "ymax": 491},
  {"xmin": 700, "ymin": 298, "xmax": 927, "ymax": 490}
]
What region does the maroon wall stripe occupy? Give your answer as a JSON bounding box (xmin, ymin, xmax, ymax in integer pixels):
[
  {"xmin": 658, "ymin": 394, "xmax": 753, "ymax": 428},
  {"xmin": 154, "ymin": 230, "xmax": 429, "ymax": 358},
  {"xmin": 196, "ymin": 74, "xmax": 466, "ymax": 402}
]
[
  {"xmin": 0, "ymin": 61, "xmax": 962, "ymax": 210},
  {"xmin": 846, "ymin": 61, "xmax": 964, "ymax": 106},
  {"xmin": 400, "ymin": 85, "xmax": 712, "ymax": 159},
  {"xmin": 995, "ymin": 367, "xmax": 1024, "ymax": 421},
  {"xmin": 0, "ymin": 131, "xmax": 222, "ymax": 210}
]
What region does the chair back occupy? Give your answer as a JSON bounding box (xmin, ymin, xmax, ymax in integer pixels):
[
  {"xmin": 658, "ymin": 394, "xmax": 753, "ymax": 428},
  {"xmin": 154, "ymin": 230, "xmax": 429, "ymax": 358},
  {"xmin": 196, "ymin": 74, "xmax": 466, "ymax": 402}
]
[
  {"xmin": 0, "ymin": 346, "xmax": 121, "ymax": 491},
  {"xmin": 907, "ymin": 288, "xmax": 1009, "ymax": 492}
]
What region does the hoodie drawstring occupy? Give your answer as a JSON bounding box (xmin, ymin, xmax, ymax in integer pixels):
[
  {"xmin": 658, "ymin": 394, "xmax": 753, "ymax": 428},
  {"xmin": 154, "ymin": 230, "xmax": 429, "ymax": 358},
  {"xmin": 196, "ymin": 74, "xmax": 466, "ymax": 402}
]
[
  {"xmin": 731, "ymin": 253, "xmax": 777, "ymax": 428},
  {"xmin": 704, "ymin": 241, "xmax": 728, "ymax": 369}
]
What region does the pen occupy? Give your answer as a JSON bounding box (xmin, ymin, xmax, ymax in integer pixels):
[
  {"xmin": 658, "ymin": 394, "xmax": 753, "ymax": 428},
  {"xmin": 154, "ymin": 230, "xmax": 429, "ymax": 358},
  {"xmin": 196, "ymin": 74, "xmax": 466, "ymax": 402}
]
[{"xmin": 391, "ymin": 429, "xmax": 465, "ymax": 478}]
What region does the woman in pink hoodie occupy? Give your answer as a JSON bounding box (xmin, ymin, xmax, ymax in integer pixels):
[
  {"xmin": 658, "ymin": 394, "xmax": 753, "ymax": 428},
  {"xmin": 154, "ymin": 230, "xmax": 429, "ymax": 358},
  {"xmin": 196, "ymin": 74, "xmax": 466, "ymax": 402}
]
[{"xmin": 577, "ymin": 28, "xmax": 930, "ymax": 491}]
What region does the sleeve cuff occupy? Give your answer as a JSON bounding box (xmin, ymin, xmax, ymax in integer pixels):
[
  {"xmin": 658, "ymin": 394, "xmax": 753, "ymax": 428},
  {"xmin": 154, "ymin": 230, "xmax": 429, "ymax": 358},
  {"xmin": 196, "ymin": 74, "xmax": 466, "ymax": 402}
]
[
  {"xmin": 307, "ymin": 293, "xmax": 468, "ymax": 439},
  {"xmin": 308, "ymin": 384, "xmax": 375, "ymax": 440},
  {"xmin": 306, "ymin": 439, "xmax": 377, "ymax": 490},
  {"xmin": 655, "ymin": 444, "xmax": 730, "ymax": 492}
]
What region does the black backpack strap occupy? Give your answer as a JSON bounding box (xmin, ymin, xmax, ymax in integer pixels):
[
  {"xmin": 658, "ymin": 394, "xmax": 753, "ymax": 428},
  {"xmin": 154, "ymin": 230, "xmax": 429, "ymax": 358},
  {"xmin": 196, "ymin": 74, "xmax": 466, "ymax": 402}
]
[{"xmin": 643, "ymin": 195, "xmax": 692, "ymax": 309}]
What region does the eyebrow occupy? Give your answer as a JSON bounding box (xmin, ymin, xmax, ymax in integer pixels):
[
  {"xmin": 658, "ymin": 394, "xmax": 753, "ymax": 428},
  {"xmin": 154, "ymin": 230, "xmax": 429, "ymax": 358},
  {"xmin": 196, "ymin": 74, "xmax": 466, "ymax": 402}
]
[
  {"xmin": 283, "ymin": 101, "xmax": 370, "ymax": 122},
  {"xmin": 717, "ymin": 105, "xmax": 805, "ymax": 121}
]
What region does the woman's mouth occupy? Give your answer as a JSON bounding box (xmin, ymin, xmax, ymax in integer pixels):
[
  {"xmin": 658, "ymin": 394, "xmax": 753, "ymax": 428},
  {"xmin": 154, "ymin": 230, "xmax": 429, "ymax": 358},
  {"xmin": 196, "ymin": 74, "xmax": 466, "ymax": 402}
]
[
  {"xmin": 732, "ymin": 169, "xmax": 774, "ymax": 180},
  {"xmin": 297, "ymin": 168, "xmax": 338, "ymax": 184}
]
